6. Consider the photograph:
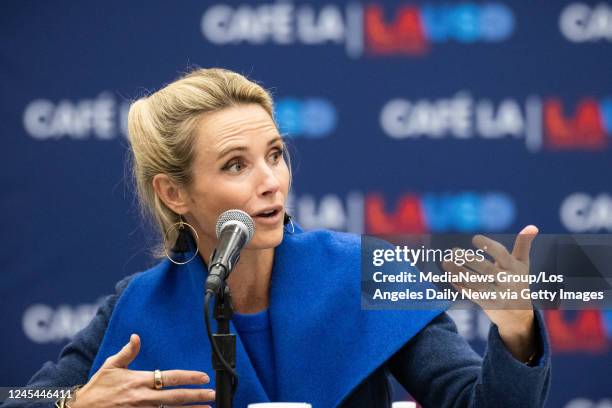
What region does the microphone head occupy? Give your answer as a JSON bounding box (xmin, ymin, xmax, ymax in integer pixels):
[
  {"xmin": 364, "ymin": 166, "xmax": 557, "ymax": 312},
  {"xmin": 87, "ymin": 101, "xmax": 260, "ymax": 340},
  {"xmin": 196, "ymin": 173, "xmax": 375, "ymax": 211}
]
[{"xmin": 215, "ymin": 209, "xmax": 255, "ymax": 242}]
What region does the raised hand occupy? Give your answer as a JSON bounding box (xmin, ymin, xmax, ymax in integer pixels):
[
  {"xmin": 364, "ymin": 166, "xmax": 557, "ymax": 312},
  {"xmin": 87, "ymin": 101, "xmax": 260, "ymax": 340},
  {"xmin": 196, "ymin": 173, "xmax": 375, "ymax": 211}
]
[{"xmin": 442, "ymin": 225, "xmax": 539, "ymax": 362}]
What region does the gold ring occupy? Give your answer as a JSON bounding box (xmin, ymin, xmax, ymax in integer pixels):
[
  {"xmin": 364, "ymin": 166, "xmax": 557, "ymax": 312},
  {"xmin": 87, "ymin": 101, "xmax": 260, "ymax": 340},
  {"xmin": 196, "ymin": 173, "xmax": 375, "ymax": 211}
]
[{"xmin": 154, "ymin": 369, "xmax": 164, "ymax": 390}]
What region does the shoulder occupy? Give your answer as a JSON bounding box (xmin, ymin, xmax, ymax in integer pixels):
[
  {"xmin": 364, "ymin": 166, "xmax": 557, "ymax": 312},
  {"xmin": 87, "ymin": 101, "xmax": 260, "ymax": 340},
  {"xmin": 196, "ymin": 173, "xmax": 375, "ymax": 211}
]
[
  {"xmin": 115, "ymin": 259, "xmax": 172, "ymax": 295},
  {"xmin": 289, "ymin": 228, "xmax": 395, "ymax": 260},
  {"xmin": 102, "ymin": 260, "xmax": 175, "ymax": 319},
  {"xmin": 291, "ymin": 228, "xmax": 361, "ymax": 253}
]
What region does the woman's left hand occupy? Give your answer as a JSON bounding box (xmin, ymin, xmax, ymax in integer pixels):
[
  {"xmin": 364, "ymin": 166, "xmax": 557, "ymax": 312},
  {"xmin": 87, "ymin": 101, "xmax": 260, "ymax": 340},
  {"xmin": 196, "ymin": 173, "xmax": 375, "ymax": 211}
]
[{"xmin": 443, "ymin": 225, "xmax": 539, "ymax": 363}]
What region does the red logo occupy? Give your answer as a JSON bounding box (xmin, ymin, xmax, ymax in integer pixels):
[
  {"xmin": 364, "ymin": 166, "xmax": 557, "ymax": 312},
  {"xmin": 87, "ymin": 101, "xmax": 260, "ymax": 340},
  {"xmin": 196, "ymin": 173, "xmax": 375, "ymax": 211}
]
[
  {"xmin": 543, "ymin": 98, "xmax": 608, "ymax": 150},
  {"xmin": 545, "ymin": 310, "xmax": 609, "ymax": 353},
  {"xmin": 364, "ymin": 5, "xmax": 428, "ymax": 55}
]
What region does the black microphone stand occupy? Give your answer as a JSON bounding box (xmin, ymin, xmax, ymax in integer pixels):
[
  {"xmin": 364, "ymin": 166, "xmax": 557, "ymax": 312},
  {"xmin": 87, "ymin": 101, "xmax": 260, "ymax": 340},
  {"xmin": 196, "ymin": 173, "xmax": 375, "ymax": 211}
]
[
  {"xmin": 203, "ymin": 211, "xmax": 254, "ymax": 407},
  {"xmin": 211, "ymin": 283, "xmax": 236, "ymax": 408}
]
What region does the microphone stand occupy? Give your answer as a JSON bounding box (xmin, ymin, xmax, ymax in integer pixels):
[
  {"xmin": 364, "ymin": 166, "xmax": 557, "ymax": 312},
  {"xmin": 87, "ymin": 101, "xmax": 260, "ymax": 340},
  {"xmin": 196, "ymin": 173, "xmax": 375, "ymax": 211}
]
[{"xmin": 212, "ymin": 283, "xmax": 236, "ymax": 408}]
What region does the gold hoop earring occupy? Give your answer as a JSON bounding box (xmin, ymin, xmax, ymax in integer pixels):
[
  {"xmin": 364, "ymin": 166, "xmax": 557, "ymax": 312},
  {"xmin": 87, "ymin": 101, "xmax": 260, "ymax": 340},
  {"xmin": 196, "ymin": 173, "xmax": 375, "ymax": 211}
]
[{"xmin": 163, "ymin": 216, "xmax": 199, "ymax": 265}]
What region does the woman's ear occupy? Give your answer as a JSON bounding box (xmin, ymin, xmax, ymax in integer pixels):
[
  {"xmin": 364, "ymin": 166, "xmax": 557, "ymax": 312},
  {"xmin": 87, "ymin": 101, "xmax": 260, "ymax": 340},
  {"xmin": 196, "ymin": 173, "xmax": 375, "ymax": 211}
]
[{"xmin": 152, "ymin": 174, "xmax": 190, "ymax": 214}]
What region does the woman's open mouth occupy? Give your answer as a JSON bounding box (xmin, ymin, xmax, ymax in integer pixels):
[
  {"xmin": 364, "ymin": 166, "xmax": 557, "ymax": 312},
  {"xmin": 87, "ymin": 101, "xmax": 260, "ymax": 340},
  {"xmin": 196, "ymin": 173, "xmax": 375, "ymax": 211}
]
[{"xmin": 253, "ymin": 206, "xmax": 283, "ymax": 225}]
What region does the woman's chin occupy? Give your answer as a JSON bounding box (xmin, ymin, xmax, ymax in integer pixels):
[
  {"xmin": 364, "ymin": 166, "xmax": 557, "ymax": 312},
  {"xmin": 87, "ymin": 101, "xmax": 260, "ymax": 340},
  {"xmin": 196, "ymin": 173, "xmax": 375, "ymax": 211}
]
[{"xmin": 249, "ymin": 228, "xmax": 285, "ymax": 250}]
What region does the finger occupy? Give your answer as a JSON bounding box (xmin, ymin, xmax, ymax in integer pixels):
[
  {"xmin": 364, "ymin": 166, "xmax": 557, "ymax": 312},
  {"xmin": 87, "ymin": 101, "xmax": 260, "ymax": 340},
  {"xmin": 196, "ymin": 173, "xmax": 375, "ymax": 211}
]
[
  {"xmin": 472, "ymin": 235, "xmax": 512, "ymax": 269},
  {"xmin": 449, "ymin": 277, "xmax": 498, "ymax": 295},
  {"xmin": 134, "ymin": 369, "xmax": 210, "ymax": 388},
  {"xmin": 443, "ymin": 253, "xmax": 471, "ymax": 276},
  {"xmin": 144, "ymin": 388, "xmax": 216, "ymax": 405},
  {"xmin": 443, "ymin": 256, "xmax": 493, "ymax": 293},
  {"xmin": 464, "ymin": 257, "xmax": 497, "ymax": 278},
  {"xmin": 512, "ymin": 225, "xmax": 539, "ymax": 263},
  {"xmin": 443, "ymin": 247, "xmax": 495, "ymax": 277},
  {"xmin": 104, "ymin": 334, "xmax": 141, "ymax": 368}
]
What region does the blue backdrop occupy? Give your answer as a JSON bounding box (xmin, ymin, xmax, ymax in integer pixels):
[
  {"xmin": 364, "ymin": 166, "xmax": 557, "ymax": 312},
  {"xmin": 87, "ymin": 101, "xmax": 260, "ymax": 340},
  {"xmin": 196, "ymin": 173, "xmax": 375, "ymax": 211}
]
[{"xmin": 1, "ymin": 1, "xmax": 611, "ymax": 406}]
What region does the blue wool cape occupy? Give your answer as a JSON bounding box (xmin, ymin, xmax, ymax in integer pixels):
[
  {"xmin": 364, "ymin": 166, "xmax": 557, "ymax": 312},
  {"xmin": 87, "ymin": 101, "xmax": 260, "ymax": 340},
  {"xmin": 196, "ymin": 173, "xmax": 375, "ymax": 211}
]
[{"xmin": 89, "ymin": 226, "xmax": 446, "ymax": 407}]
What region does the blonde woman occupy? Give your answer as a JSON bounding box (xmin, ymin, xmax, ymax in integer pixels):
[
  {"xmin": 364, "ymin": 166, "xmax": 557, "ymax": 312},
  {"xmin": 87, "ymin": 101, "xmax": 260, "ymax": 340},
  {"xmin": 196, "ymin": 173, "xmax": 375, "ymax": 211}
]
[{"xmin": 6, "ymin": 68, "xmax": 551, "ymax": 408}]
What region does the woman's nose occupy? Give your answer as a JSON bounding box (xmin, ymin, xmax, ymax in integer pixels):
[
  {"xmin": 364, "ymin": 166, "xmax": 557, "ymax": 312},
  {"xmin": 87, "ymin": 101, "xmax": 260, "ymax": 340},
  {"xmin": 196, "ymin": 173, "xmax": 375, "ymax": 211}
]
[{"xmin": 256, "ymin": 162, "xmax": 280, "ymax": 197}]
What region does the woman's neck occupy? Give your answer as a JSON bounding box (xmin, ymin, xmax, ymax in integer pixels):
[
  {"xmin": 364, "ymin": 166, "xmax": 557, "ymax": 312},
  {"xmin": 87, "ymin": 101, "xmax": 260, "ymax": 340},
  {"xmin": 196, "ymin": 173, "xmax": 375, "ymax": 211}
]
[
  {"xmin": 218, "ymin": 247, "xmax": 274, "ymax": 314},
  {"xmin": 196, "ymin": 228, "xmax": 275, "ymax": 314}
]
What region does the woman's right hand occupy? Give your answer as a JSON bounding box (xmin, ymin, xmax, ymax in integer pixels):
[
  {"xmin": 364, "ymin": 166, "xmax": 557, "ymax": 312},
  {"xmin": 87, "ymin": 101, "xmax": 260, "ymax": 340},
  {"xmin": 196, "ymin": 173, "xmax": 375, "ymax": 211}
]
[{"xmin": 70, "ymin": 334, "xmax": 215, "ymax": 408}]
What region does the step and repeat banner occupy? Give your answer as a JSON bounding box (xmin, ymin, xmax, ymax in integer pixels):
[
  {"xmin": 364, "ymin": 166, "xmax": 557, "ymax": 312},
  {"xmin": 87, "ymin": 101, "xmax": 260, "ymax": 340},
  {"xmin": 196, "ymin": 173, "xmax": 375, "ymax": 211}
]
[{"xmin": 1, "ymin": 1, "xmax": 611, "ymax": 406}]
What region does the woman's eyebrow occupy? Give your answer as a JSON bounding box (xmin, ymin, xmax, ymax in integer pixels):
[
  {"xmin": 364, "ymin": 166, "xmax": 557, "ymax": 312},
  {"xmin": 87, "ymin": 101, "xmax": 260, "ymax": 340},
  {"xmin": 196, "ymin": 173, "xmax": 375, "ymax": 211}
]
[
  {"xmin": 217, "ymin": 136, "xmax": 284, "ymax": 160},
  {"xmin": 268, "ymin": 136, "xmax": 283, "ymax": 146},
  {"xmin": 217, "ymin": 145, "xmax": 247, "ymax": 160}
]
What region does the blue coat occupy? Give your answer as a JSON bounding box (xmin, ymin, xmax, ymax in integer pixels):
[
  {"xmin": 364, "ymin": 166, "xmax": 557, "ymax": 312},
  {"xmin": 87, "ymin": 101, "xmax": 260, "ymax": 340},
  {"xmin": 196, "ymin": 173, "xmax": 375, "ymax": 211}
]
[{"xmin": 4, "ymin": 226, "xmax": 551, "ymax": 407}]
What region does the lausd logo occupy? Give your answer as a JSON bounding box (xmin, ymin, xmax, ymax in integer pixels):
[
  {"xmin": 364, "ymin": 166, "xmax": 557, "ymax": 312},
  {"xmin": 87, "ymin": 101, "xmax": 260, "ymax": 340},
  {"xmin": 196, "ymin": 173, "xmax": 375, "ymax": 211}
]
[
  {"xmin": 289, "ymin": 191, "xmax": 515, "ymax": 233},
  {"xmin": 200, "ymin": 3, "xmax": 514, "ymax": 58},
  {"xmin": 560, "ymin": 3, "xmax": 612, "ymax": 42},
  {"xmin": 364, "ymin": 2, "xmax": 514, "ymax": 55},
  {"xmin": 275, "ymin": 98, "xmax": 337, "ymax": 138},
  {"xmin": 365, "ymin": 191, "xmax": 515, "ymax": 233},
  {"xmin": 380, "ymin": 93, "xmax": 612, "ymax": 152}
]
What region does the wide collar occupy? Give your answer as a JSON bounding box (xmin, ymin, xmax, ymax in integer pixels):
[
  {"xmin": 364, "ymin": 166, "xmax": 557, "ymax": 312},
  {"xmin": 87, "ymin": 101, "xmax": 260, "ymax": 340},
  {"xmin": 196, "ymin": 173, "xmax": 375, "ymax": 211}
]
[
  {"xmin": 90, "ymin": 224, "xmax": 446, "ymax": 407},
  {"xmin": 183, "ymin": 225, "xmax": 445, "ymax": 406}
]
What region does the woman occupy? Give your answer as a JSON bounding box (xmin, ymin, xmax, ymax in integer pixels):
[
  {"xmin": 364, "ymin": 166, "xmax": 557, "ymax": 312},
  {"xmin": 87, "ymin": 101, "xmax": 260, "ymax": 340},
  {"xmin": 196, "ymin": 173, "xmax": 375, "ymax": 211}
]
[{"xmin": 5, "ymin": 68, "xmax": 551, "ymax": 408}]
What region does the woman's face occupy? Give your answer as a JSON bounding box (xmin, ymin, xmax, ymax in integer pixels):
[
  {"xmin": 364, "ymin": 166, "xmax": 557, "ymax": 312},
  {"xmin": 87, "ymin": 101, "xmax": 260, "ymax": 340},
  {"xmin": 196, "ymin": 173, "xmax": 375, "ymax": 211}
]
[{"xmin": 183, "ymin": 103, "xmax": 290, "ymax": 253}]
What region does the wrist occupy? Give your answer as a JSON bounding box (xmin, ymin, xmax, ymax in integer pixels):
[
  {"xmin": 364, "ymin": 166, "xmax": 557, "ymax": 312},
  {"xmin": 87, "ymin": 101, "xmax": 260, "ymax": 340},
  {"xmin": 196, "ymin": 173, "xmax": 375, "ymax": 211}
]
[
  {"xmin": 497, "ymin": 310, "xmax": 536, "ymax": 362},
  {"xmin": 56, "ymin": 384, "xmax": 84, "ymax": 408},
  {"xmin": 497, "ymin": 309, "xmax": 534, "ymax": 335}
]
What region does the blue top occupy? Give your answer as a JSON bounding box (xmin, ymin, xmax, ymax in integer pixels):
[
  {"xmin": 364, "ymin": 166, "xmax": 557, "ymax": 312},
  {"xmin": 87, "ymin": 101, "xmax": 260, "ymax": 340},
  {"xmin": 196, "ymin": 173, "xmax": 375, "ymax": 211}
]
[
  {"xmin": 2, "ymin": 226, "xmax": 552, "ymax": 407},
  {"xmin": 232, "ymin": 309, "xmax": 277, "ymax": 401}
]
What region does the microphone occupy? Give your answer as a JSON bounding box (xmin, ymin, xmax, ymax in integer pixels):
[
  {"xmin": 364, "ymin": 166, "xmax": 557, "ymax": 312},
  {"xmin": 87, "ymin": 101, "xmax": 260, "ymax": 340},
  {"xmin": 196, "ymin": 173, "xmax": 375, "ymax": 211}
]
[{"xmin": 205, "ymin": 209, "xmax": 255, "ymax": 294}]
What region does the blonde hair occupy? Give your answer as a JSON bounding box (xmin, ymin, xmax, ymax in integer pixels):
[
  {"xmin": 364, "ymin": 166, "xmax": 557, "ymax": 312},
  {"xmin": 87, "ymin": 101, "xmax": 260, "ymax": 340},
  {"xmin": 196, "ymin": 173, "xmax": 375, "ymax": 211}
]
[{"xmin": 126, "ymin": 67, "xmax": 281, "ymax": 258}]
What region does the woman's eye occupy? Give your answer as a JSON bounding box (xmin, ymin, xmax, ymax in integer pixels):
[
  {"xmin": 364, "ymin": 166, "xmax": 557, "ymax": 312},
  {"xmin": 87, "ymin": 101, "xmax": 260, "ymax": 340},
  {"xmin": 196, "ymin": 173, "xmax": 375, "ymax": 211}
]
[
  {"xmin": 270, "ymin": 148, "xmax": 283, "ymax": 163},
  {"xmin": 224, "ymin": 160, "xmax": 245, "ymax": 173}
]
